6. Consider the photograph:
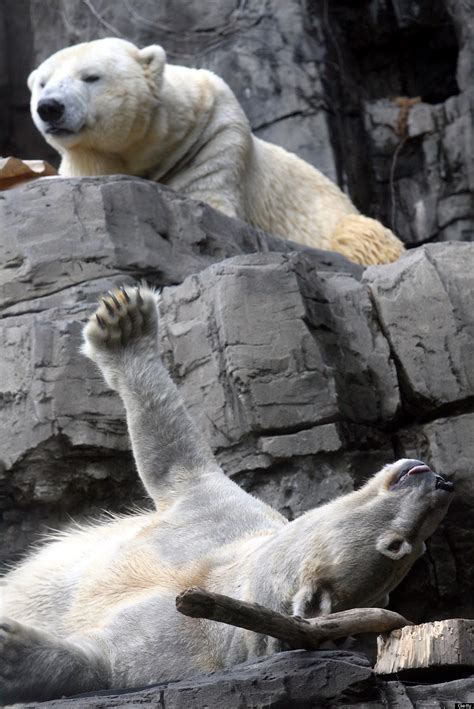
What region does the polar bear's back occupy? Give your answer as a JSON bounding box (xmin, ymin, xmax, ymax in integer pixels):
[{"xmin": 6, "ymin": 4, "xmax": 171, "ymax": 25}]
[{"xmin": 245, "ymin": 138, "xmax": 359, "ymax": 249}]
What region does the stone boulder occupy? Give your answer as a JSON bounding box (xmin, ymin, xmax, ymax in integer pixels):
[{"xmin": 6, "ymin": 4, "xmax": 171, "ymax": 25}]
[
  {"xmin": 20, "ymin": 650, "xmax": 376, "ymax": 708},
  {"xmin": 18, "ymin": 650, "xmax": 474, "ymax": 708}
]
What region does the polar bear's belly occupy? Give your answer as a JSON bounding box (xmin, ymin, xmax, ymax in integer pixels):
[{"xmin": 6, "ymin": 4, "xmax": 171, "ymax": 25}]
[{"xmin": 0, "ymin": 514, "xmax": 155, "ymax": 634}]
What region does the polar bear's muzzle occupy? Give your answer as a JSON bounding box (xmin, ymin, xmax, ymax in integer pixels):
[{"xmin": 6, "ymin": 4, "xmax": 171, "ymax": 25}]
[
  {"xmin": 389, "ymin": 459, "xmax": 454, "ymax": 495},
  {"xmin": 33, "ymin": 86, "xmax": 87, "ymax": 139},
  {"xmin": 37, "ymin": 98, "xmax": 65, "ymax": 125},
  {"xmin": 37, "ymin": 99, "xmax": 74, "ymax": 137}
]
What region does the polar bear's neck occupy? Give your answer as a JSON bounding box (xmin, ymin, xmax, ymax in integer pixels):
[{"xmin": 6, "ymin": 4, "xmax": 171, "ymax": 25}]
[
  {"xmin": 139, "ymin": 65, "xmax": 236, "ymax": 183},
  {"xmin": 59, "ymin": 152, "xmax": 127, "ymax": 177}
]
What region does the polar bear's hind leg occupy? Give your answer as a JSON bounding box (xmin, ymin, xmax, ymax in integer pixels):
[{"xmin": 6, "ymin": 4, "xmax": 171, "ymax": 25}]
[
  {"xmin": 329, "ymin": 214, "xmax": 405, "ymax": 266},
  {"xmin": 0, "ymin": 617, "xmax": 110, "ymax": 703}
]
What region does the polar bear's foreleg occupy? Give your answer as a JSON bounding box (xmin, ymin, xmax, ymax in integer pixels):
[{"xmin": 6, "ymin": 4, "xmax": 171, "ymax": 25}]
[
  {"xmin": 82, "ymin": 286, "xmax": 221, "ymax": 509},
  {"xmin": 0, "ymin": 617, "xmax": 110, "ymax": 703}
]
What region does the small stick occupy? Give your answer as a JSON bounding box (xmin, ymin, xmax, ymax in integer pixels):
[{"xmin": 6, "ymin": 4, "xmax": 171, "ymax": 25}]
[{"xmin": 176, "ymin": 587, "xmax": 412, "ymax": 650}]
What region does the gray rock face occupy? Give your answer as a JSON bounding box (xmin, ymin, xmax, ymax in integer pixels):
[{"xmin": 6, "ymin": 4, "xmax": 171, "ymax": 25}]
[
  {"xmin": 0, "ymin": 175, "xmax": 289, "ymax": 309},
  {"xmin": 158, "ymin": 250, "xmax": 399, "ymax": 485},
  {"xmin": 19, "ymin": 651, "xmax": 474, "ymax": 708},
  {"xmin": 20, "ymin": 650, "xmax": 376, "ymax": 708},
  {"xmin": 365, "ymin": 244, "xmax": 474, "ymax": 412},
  {"xmin": 363, "ymin": 91, "xmax": 474, "ymax": 246},
  {"xmin": 381, "ymin": 677, "xmax": 474, "ymax": 708},
  {"xmin": 1, "ymin": 0, "xmax": 472, "ymax": 249}
]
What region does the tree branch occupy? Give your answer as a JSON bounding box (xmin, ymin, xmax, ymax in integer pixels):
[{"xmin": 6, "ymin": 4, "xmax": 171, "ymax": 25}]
[{"xmin": 176, "ymin": 587, "xmax": 412, "ymax": 650}]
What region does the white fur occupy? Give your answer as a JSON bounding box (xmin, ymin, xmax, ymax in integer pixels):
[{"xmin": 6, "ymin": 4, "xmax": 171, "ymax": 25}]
[
  {"xmin": 28, "ymin": 38, "xmax": 405, "ymax": 266},
  {"xmin": 0, "ymin": 286, "xmax": 453, "ymax": 703}
]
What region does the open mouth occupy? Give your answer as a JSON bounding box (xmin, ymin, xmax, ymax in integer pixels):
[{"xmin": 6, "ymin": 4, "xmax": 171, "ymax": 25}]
[
  {"xmin": 45, "ymin": 127, "xmax": 76, "ymax": 137},
  {"xmin": 393, "ymin": 460, "xmax": 454, "ymax": 493},
  {"xmin": 397, "ymin": 463, "xmax": 431, "ymax": 485}
]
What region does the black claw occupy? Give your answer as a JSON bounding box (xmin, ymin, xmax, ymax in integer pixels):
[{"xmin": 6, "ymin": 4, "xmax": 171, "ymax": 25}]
[
  {"xmin": 136, "ymin": 288, "xmax": 143, "ymax": 305},
  {"xmin": 120, "ymin": 286, "xmax": 131, "ymax": 303},
  {"xmin": 102, "ymin": 298, "xmax": 114, "ymax": 314},
  {"xmin": 109, "ymin": 291, "xmax": 122, "ymax": 309},
  {"xmin": 96, "ymin": 314, "xmax": 106, "ymax": 329}
]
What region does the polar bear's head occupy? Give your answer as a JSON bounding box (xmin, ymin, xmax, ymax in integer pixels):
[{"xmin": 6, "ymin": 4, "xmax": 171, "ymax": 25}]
[{"xmin": 28, "ymin": 38, "xmax": 166, "ymax": 155}]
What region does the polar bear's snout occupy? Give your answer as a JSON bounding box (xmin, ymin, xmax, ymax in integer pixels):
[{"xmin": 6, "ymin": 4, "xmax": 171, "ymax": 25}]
[
  {"xmin": 37, "ymin": 98, "xmax": 65, "ymax": 124},
  {"xmin": 32, "ymin": 84, "xmax": 88, "ymax": 139}
]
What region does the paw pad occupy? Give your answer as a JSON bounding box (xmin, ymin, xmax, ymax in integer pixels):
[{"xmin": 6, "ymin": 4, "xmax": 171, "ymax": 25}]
[{"xmin": 82, "ymin": 284, "xmax": 159, "ymax": 355}]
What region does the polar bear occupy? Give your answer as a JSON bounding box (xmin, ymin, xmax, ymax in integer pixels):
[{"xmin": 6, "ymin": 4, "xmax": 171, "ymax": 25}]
[
  {"xmin": 0, "ymin": 285, "xmax": 454, "ymax": 703},
  {"xmin": 28, "ymin": 38, "xmax": 404, "ymax": 266}
]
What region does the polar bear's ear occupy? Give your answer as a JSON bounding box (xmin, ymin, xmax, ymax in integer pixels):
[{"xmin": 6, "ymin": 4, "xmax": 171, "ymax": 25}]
[
  {"xmin": 27, "ymin": 69, "xmax": 37, "ymax": 92},
  {"xmin": 376, "ymin": 532, "xmax": 413, "ymax": 560},
  {"xmin": 138, "ymin": 45, "xmax": 166, "ymax": 77}
]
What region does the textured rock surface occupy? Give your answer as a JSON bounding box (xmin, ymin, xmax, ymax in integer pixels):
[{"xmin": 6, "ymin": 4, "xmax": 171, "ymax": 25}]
[
  {"xmin": 19, "ymin": 651, "xmax": 474, "ymax": 708},
  {"xmin": 365, "ymin": 247, "xmax": 474, "ymax": 412},
  {"xmin": 381, "ymin": 677, "xmax": 474, "ymax": 707},
  {"xmin": 1, "ymin": 0, "xmax": 473, "ymax": 249},
  {"xmin": 20, "ymin": 651, "xmax": 376, "ymax": 708}
]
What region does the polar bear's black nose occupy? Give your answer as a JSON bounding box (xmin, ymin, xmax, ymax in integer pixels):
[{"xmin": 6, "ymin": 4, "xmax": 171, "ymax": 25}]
[{"xmin": 37, "ymin": 98, "xmax": 65, "ymax": 123}]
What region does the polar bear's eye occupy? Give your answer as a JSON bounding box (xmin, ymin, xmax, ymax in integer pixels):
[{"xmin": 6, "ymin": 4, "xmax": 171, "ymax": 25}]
[
  {"xmin": 83, "ymin": 75, "xmax": 101, "ymax": 83},
  {"xmin": 39, "ymin": 80, "xmax": 46, "ymax": 89}
]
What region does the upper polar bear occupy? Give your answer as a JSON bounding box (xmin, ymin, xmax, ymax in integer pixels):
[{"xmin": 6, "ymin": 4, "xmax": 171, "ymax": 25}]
[{"xmin": 28, "ymin": 37, "xmax": 404, "ymax": 265}]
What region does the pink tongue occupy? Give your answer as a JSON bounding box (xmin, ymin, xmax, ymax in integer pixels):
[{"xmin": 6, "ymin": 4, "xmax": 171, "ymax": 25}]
[{"xmin": 407, "ymin": 465, "xmax": 431, "ymax": 475}]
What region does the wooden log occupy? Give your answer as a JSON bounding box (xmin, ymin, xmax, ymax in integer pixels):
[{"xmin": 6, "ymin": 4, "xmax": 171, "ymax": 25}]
[
  {"xmin": 375, "ymin": 618, "xmax": 474, "ymax": 674},
  {"xmin": 176, "ymin": 586, "xmax": 411, "ymax": 650}
]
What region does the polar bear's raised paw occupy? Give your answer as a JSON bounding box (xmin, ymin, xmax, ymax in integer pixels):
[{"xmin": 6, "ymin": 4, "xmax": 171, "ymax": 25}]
[{"xmin": 83, "ymin": 285, "xmax": 159, "ymax": 359}]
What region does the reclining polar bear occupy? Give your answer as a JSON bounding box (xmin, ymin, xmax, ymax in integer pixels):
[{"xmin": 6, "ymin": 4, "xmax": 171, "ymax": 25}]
[
  {"xmin": 28, "ymin": 37, "xmax": 404, "ymax": 266},
  {"xmin": 0, "ymin": 285, "xmax": 454, "ymax": 703}
]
